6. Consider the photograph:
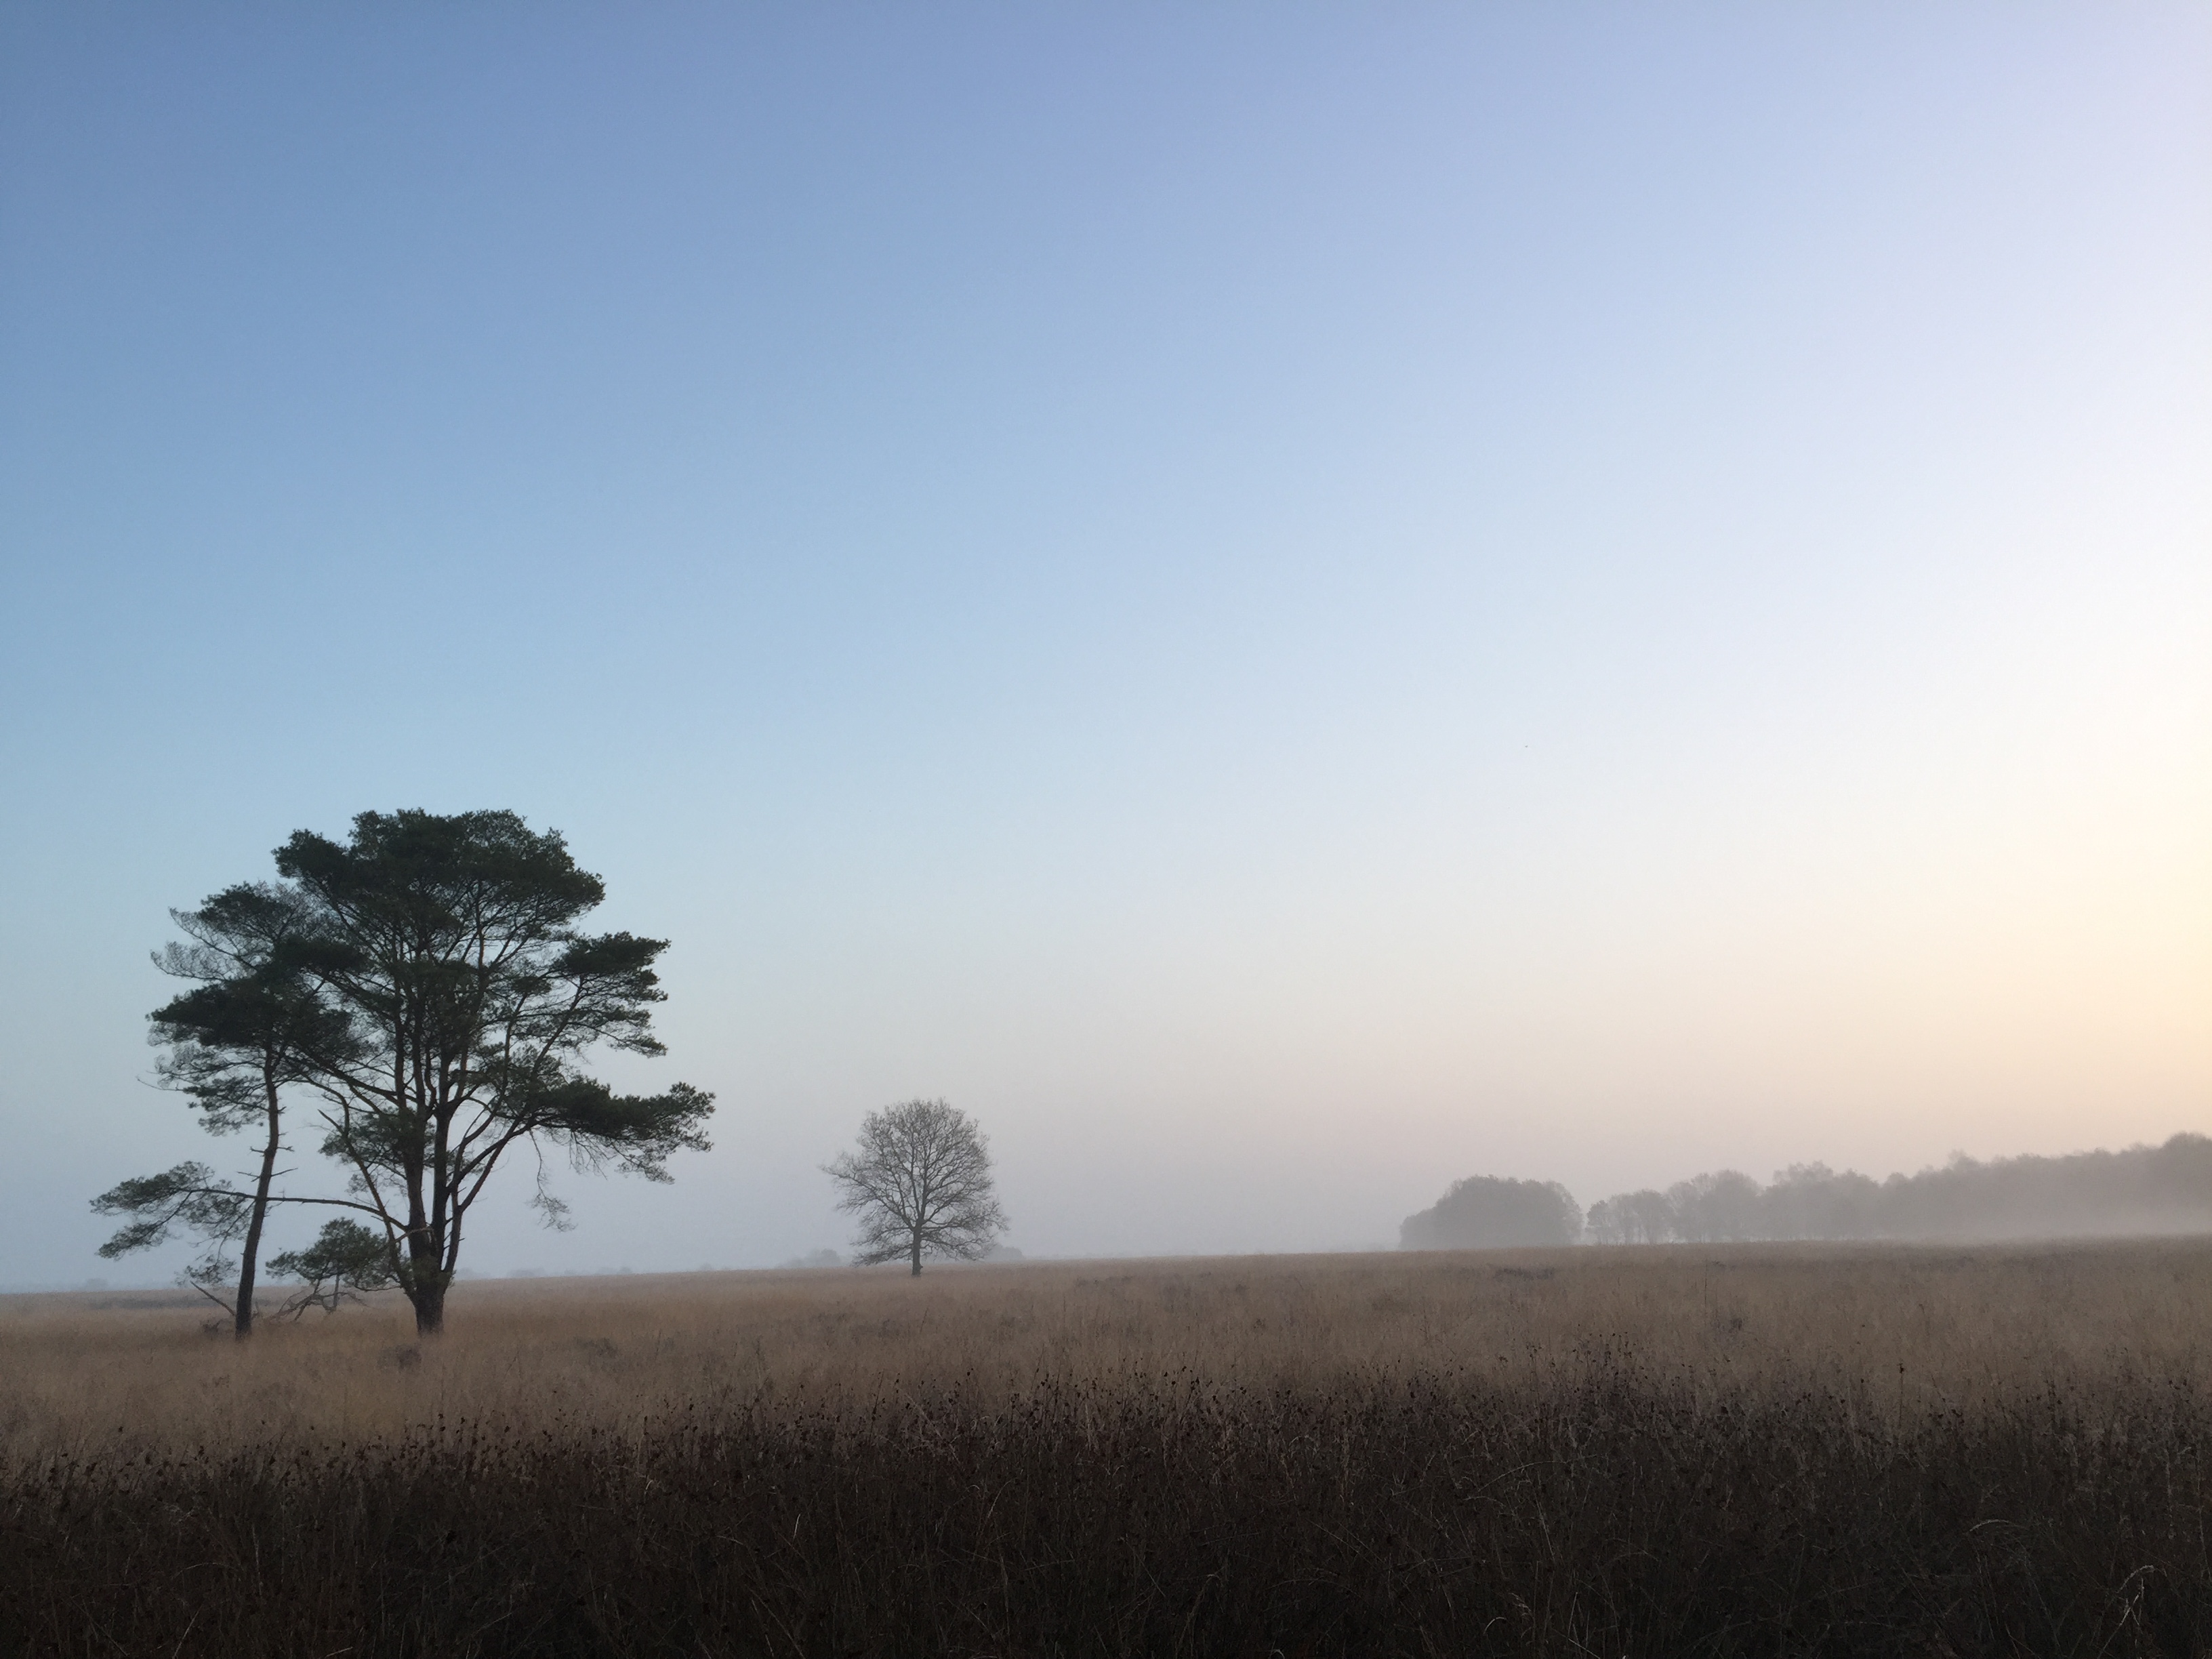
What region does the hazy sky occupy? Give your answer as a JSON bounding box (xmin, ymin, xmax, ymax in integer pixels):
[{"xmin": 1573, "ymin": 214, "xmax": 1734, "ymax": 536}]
[{"xmin": 3, "ymin": 3, "xmax": 2207, "ymax": 1284}]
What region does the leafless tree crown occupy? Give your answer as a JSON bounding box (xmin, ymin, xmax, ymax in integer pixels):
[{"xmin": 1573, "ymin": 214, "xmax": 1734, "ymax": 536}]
[{"xmin": 825, "ymin": 1099, "xmax": 1007, "ymax": 1274}]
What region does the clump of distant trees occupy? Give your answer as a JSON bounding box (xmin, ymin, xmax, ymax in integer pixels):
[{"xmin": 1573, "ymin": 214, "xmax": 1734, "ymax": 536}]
[
  {"xmin": 1399, "ymin": 1176, "xmax": 1581, "ymax": 1250},
  {"xmin": 1404, "ymin": 1135, "xmax": 2212, "ymax": 1250}
]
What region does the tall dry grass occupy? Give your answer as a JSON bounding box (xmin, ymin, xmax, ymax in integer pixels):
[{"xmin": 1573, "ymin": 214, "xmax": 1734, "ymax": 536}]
[
  {"xmin": 7, "ymin": 1241, "xmax": 2212, "ymax": 1656},
  {"xmin": 9, "ymin": 1240, "xmax": 2205, "ymax": 1453}
]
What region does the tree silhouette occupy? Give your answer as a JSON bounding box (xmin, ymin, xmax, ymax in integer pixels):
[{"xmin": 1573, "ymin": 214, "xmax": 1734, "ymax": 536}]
[
  {"xmin": 825, "ymin": 1099, "xmax": 1007, "ymax": 1275},
  {"xmin": 89, "ymin": 809, "xmax": 714, "ymax": 1336}
]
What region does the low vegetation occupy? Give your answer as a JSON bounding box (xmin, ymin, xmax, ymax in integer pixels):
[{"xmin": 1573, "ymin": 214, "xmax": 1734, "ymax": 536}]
[{"xmin": 7, "ymin": 1242, "xmax": 2210, "ymax": 1656}]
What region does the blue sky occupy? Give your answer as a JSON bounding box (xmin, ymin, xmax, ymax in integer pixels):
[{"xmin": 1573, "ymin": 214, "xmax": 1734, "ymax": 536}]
[{"xmin": 3, "ymin": 3, "xmax": 2207, "ymax": 1283}]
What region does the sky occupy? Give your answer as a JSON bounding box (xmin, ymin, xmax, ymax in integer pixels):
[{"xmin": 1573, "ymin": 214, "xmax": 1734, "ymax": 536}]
[{"xmin": 1, "ymin": 3, "xmax": 2207, "ymax": 1286}]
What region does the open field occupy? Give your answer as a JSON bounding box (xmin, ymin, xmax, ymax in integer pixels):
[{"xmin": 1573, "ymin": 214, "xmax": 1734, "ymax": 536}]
[{"xmin": 9, "ymin": 1241, "xmax": 2212, "ymax": 1655}]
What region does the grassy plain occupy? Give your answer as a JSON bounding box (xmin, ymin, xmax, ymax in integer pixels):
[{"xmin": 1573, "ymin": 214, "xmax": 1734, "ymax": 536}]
[{"xmin": 8, "ymin": 1241, "xmax": 2212, "ymax": 1656}]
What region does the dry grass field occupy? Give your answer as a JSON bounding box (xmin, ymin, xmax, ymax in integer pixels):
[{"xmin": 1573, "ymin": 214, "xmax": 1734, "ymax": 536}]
[{"xmin": 8, "ymin": 1241, "xmax": 2212, "ymax": 1656}]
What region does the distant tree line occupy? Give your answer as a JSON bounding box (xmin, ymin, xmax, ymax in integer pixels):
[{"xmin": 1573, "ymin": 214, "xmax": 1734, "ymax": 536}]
[{"xmin": 1402, "ymin": 1135, "xmax": 2212, "ymax": 1250}]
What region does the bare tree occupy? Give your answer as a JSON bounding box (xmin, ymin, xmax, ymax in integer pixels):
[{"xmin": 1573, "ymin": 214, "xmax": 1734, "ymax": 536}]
[{"xmin": 825, "ymin": 1099, "xmax": 1008, "ymax": 1275}]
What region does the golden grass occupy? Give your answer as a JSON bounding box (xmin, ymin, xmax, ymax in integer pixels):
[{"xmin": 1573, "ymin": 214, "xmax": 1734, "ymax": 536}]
[
  {"xmin": 7, "ymin": 1235, "xmax": 2209, "ymax": 1456},
  {"xmin": 15, "ymin": 1241, "xmax": 2212, "ymax": 1655}
]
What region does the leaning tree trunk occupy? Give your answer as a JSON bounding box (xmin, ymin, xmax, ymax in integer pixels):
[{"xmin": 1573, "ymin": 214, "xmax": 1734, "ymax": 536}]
[{"xmin": 232, "ymin": 1072, "xmax": 285, "ymax": 1340}]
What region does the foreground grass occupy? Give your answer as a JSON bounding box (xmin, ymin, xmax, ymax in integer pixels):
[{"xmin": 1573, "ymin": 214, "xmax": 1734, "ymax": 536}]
[{"xmin": 6, "ymin": 1243, "xmax": 2211, "ymax": 1656}]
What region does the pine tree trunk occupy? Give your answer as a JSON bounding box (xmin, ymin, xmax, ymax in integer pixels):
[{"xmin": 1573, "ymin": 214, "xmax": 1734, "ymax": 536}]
[
  {"xmin": 233, "ymin": 1074, "xmax": 285, "ymax": 1340},
  {"xmin": 407, "ymin": 1233, "xmax": 447, "ymax": 1334}
]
